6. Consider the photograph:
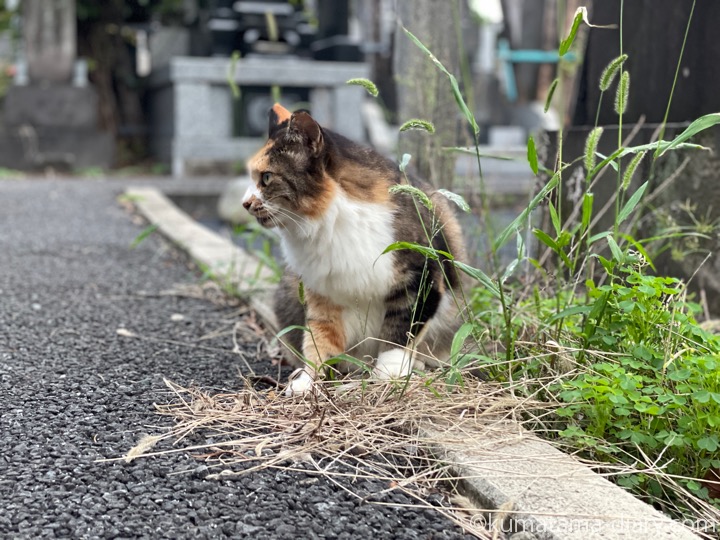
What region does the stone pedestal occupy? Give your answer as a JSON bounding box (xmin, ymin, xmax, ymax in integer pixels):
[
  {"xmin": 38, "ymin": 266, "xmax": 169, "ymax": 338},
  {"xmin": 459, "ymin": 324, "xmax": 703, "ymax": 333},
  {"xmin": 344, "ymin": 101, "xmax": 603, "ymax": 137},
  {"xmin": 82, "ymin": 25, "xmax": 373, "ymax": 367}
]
[
  {"xmin": 0, "ymin": 0, "xmax": 114, "ymax": 171},
  {"xmin": 0, "ymin": 85, "xmax": 114, "ymax": 170}
]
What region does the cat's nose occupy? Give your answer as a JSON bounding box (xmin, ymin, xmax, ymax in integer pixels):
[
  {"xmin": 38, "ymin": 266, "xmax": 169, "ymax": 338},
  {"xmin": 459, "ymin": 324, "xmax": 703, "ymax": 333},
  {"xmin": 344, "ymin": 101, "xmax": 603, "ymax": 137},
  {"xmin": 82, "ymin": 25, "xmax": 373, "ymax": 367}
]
[{"xmin": 242, "ymin": 183, "xmax": 261, "ymax": 210}]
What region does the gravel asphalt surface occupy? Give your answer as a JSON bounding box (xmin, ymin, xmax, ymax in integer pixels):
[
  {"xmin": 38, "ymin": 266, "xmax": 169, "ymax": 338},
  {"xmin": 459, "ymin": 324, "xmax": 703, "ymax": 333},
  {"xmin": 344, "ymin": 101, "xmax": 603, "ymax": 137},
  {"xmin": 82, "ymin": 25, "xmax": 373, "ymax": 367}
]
[{"xmin": 0, "ymin": 178, "xmax": 475, "ymax": 539}]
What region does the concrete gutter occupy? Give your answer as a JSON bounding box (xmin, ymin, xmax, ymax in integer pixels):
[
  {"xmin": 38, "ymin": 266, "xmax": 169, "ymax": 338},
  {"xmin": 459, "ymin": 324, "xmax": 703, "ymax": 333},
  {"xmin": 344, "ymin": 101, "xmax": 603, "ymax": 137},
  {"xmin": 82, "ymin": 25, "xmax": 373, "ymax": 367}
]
[{"xmin": 125, "ymin": 186, "xmax": 703, "ymax": 540}]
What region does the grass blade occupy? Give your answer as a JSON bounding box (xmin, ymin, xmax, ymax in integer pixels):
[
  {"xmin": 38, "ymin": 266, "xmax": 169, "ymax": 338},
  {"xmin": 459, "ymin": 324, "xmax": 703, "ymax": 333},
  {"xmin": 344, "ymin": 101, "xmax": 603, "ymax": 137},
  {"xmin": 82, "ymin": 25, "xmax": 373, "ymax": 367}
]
[
  {"xmin": 527, "ymin": 135, "xmax": 538, "ymax": 175},
  {"xmin": 450, "ymin": 322, "xmax": 474, "ymax": 363},
  {"xmin": 130, "ymin": 224, "xmax": 159, "ymax": 249},
  {"xmin": 581, "ymin": 192, "xmax": 594, "ymax": 235},
  {"xmin": 534, "ymin": 228, "xmax": 572, "ymax": 269},
  {"xmin": 437, "ymin": 189, "xmax": 471, "ymax": 213},
  {"xmin": 544, "ymin": 78, "xmax": 559, "ymax": 113},
  {"xmin": 493, "ymin": 171, "xmax": 560, "ymax": 252},
  {"xmin": 382, "ymin": 241, "xmax": 452, "ymax": 261},
  {"xmin": 617, "ymin": 181, "xmax": 648, "ymax": 224},
  {"xmin": 452, "ymin": 261, "xmax": 500, "ymax": 299},
  {"xmin": 403, "ymin": 27, "xmax": 479, "ymax": 135},
  {"xmin": 548, "ymin": 200, "xmax": 561, "ymax": 237},
  {"xmin": 659, "ymin": 113, "xmax": 720, "ymax": 156},
  {"xmin": 606, "ymin": 234, "xmax": 624, "ymax": 262},
  {"xmin": 559, "ymin": 8, "xmax": 584, "ymax": 55}
]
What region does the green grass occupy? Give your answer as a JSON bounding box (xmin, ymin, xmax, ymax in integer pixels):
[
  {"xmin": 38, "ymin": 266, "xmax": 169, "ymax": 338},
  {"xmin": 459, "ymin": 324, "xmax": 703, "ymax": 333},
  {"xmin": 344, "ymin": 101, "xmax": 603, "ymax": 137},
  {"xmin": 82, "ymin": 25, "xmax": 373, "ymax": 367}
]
[{"xmin": 394, "ymin": 2, "xmax": 720, "ymax": 527}]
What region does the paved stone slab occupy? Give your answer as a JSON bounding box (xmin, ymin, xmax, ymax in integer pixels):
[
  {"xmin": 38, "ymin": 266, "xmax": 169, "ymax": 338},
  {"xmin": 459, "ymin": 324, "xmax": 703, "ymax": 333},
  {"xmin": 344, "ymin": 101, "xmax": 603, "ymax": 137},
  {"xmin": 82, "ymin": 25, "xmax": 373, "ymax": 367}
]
[{"xmin": 422, "ymin": 424, "xmax": 700, "ymax": 540}]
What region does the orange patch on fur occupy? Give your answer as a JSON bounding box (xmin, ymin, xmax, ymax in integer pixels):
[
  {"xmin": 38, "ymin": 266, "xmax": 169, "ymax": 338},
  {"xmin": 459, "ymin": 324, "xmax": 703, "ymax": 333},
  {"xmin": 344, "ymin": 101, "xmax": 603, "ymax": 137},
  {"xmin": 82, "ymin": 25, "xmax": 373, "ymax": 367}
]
[
  {"xmin": 272, "ymin": 103, "xmax": 292, "ymax": 124},
  {"xmin": 334, "ymin": 162, "xmax": 393, "ymax": 204},
  {"xmin": 303, "ymin": 292, "xmax": 346, "ymax": 366},
  {"xmin": 299, "ymin": 174, "xmax": 338, "ymax": 219}
]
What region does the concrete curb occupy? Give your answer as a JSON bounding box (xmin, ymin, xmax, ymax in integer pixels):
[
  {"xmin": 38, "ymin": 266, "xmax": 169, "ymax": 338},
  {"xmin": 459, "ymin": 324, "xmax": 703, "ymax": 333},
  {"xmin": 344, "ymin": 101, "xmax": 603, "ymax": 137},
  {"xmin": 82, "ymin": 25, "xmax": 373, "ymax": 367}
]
[{"xmin": 126, "ymin": 186, "xmax": 703, "ymax": 540}]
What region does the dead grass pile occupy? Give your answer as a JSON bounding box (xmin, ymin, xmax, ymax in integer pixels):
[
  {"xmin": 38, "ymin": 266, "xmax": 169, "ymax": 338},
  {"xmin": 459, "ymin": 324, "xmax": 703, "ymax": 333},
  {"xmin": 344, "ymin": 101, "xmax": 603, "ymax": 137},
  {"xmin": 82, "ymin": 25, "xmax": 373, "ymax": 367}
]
[{"xmin": 124, "ymin": 375, "xmax": 540, "ymax": 539}]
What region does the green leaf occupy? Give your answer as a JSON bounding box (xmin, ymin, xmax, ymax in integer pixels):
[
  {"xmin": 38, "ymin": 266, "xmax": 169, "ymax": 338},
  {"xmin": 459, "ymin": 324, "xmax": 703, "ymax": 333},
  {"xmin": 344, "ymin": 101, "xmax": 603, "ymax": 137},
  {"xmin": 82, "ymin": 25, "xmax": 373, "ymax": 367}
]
[
  {"xmin": 606, "ymin": 234, "xmax": 624, "ymax": 262},
  {"xmin": 403, "ymin": 27, "xmax": 478, "ymax": 135},
  {"xmin": 581, "ymin": 192, "xmax": 594, "ymax": 234},
  {"xmin": 548, "ymin": 304, "xmax": 593, "ymax": 323},
  {"xmin": 693, "ymin": 390, "xmax": 711, "ymax": 404},
  {"xmin": 382, "ymin": 241, "xmax": 451, "ymax": 261},
  {"xmin": 493, "ymin": 171, "xmax": 560, "ymax": 252},
  {"xmin": 588, "ymin": 231, "xmax": 611, "ymax": 245},
  {"xmin": 527, "ymin": 135, "xmax": 538, "ymax": 175},
  {"xmin": 544, "ymin": 78, "xmax": 559, "ymax": 113},
  {"xmin": 452, "ymin": 261, "xmax": 501, "ymax": 299},
  {"xmin": 548, "ymin": 201, "xmax": 561, "ymax": 236},
  {"xmin": 500, "ymin": 259, "xmax": 519, "ymax": 285},
  {"xmin": 559, "ymin": 8, "xmax": 584, "ymax": 55},
  {"xmin": 616, "ymin": 141, "xmax": 706, "ymax": 158},
  {"xmin": 346, "ymin": 77, "xmax": 379, "ymax": 97},
  {"xmin": 533, "ymin": 228, "xmax": 572, "ymax": 269},
  {"xmin": 437, "ymin": 189, "xmax": 471, "ymax": 213},
  {"xmin": 399, "ymin": 119, "xmax": 435, "ymax": 133},
  {"xmin": 697, "ymin": 436, "xmax": 719, "ymax": 452},
  {"xmin": 226, "ymin": 50, "xmax": 242, "ymax": 100},
  {"xmin": 450, "ymin": 322, "xmax": 474, "ymax": 364},
  {"xmin": 588, "ymin": 147, "xmax": 624, "ymax": 179},
  {"xmin": 617, "ymin": 181, "xmax": 648, "ymax": 224},
  {"xmin": 130, "ymin": 224, "xmax": 159, "ymax": 249},
  {"xmin": 659, "ymin": 113, "xmax": 720, "ymax": 156},
  {"xmin": 599, "ymin": 54, "xmax": 628, "ymax": 91},
  {"xmin": 276, "ymin": 324, "xmax": 309, "ymax": 338},
  {"xmin": 389, "ymin": 184, "xmax": 433, "ymax": 210}
]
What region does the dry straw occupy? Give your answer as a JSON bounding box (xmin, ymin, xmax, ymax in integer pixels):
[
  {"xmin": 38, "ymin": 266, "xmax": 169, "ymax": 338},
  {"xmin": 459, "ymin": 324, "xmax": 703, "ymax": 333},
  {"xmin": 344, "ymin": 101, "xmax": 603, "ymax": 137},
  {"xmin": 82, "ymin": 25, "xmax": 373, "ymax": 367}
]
[{"xmin": 120, "ymin": 374, "xmax": 547, "ymax": 539}]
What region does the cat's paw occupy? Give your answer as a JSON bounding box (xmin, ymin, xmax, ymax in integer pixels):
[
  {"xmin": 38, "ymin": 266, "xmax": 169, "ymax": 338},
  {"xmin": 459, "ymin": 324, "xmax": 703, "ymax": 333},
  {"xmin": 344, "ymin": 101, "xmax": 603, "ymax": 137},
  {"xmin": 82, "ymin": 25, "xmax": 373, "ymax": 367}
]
[
  {"xmin": 285, "ymin": 368, "xmax": 316, "ymax": 396},
  {"xmin": 372, "ymin": 348, "xmax": 413, "ymax": 380}
]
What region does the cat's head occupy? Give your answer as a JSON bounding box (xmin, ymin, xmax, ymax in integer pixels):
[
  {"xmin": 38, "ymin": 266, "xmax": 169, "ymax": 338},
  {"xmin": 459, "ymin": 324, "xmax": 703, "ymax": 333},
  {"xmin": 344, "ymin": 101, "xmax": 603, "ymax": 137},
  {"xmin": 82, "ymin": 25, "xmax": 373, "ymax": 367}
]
[{"xmin": 242, "ymin": 103, "xmax": 333, "ymax": 229}]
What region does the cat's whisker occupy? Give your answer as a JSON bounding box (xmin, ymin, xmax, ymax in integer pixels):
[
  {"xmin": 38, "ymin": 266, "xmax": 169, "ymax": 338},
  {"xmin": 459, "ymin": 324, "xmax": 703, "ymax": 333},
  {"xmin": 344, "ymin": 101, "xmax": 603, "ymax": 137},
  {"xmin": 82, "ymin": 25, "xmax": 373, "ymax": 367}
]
[
  {"xmin": 271, "ymin": 207, "xmax": 311, "ymax": 236},
  {"xmin": 263, "ymin": 200, "xmax": 310, "ymax": 226}
]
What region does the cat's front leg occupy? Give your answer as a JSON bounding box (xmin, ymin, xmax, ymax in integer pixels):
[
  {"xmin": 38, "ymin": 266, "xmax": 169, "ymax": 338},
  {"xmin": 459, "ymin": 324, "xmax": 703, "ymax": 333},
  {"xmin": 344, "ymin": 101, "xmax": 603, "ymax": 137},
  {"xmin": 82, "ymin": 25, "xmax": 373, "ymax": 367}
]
[
  {"xmin": 285, "ymin": 291, "xmax": 346, "ymax": 396},
  {"xmin": 372, "ymin": 279, "xmax": 440, "ymax": 380}
]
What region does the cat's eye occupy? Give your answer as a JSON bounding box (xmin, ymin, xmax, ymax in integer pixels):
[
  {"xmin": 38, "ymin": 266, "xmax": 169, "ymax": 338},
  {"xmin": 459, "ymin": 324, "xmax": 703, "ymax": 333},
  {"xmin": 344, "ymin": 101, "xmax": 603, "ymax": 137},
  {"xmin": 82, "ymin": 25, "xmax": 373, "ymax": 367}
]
[{"xmin": 260, "ymin": 172, "xmax": 272, "ymax": 187}]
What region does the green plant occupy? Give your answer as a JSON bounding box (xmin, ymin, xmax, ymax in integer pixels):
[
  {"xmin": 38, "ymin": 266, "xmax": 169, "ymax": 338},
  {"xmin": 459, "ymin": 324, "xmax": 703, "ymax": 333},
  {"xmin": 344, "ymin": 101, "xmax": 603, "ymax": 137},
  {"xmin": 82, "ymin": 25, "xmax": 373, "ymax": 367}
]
[
  {"xmin": 552, "ymin": 258, "xmax": 720, "ymax": 501},
  {"xmin": 395, "ymin": 0, "xmax": 720, "ymax": 525},
  {"xmin": 232, "ymin": 222, "xmax": 282, "ymax": 283}
]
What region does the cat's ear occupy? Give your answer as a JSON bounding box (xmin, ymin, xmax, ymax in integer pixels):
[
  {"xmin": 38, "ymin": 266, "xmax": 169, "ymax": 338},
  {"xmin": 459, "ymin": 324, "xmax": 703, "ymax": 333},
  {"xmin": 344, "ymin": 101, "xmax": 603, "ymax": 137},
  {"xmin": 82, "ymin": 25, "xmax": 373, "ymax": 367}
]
[
  {"xmin": 268, "ymin": 103, "xmax": 292, "ymax": 137},
  {"xmin": 289, "ymin": 110, "xmax": 324, "ymax": 157}
]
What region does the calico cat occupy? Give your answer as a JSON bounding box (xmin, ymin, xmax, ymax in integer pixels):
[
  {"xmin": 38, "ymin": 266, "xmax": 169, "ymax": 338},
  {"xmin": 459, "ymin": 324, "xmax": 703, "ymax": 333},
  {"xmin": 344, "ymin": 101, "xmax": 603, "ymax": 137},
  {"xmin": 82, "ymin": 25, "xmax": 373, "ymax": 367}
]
[{"xmin": 242, "ymin": 103, "xmax": 466, "ymax": 395}]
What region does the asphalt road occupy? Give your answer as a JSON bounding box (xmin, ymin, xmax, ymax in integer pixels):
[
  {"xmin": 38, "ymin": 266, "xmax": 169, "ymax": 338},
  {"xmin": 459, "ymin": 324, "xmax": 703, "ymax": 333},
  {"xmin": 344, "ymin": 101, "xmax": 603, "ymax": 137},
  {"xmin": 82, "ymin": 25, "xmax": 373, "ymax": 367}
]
[{"xmin": 0, "ymin": 178, "xmax": 474, "ymax": 539}]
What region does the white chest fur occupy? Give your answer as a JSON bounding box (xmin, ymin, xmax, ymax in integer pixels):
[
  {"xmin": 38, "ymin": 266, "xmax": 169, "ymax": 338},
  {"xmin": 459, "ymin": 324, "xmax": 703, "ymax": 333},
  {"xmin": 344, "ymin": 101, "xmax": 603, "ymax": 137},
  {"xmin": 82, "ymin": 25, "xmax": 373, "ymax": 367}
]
[{"xmin": 279, "ymin": 191, "xmax": 397, "ymax": 306}]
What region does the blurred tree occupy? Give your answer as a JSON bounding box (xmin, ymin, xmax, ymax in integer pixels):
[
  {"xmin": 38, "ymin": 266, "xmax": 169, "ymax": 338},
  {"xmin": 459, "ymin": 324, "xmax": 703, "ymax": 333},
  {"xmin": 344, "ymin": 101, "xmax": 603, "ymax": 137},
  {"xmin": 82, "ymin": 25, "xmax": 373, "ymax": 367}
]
[{"xmin": 394, "ymin": 0, "xmax": 470, "ymax": 188}]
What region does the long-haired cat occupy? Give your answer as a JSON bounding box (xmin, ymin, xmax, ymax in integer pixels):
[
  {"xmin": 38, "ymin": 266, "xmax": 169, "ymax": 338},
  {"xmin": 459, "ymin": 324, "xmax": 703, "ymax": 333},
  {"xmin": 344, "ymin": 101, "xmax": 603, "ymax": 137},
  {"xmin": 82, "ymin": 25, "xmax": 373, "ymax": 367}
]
[{"xmin": 242, "ymin": 103, "xmax": 466, "ymax": 395}]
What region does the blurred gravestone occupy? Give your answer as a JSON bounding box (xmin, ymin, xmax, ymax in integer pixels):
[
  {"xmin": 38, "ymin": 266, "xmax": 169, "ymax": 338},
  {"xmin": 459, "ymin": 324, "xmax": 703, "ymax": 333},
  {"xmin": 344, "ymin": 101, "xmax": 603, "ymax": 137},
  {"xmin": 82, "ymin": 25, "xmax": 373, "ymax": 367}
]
[
  {"xmin": 0, "ymin": 0, "xmax": 113, "ymax": 170},
  {"xmin": 24, "ymin": 0, "xmax": 75, "ymax": 83}
]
